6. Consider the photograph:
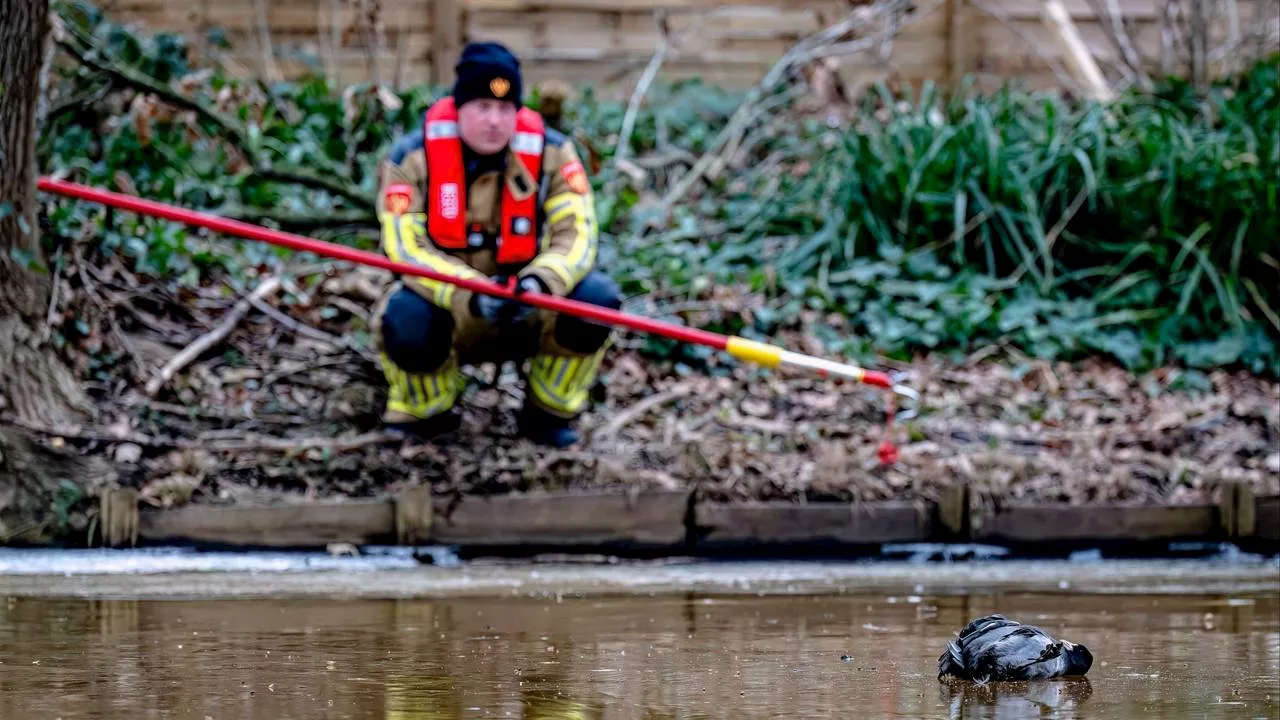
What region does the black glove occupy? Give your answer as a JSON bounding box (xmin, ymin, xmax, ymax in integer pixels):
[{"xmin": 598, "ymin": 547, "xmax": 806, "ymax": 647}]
[
  {"xmin": 505, "ymin": 274, "xmax": 548, "ymax": 324},
  {"xmin": 470, "ymin": 275, "xmax": 547, "ymax": 326}
]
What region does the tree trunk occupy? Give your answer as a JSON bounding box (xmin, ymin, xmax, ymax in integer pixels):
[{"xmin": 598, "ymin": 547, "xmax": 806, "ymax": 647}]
[
  {"xmin": 1, "ymin": 0, "xmax": 105, "ymax": 544},
  {"xmin": 0, "ymin": 0, "xmax": 92, "ymax": 428}
]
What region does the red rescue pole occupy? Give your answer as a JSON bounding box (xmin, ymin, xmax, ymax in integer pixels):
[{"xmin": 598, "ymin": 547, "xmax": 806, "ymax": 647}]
[{"xmin": 36, "ymin": 176, "xmax": 917, "ymax": 408}]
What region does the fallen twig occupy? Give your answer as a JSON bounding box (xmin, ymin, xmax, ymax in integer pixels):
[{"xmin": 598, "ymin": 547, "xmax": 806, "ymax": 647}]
[
  {"xmin": 72, "ymin": 248, "xmax": 148, "ymax": 378},
  {"xmin": 325, "ymin": 296, "xmax": 372, "ymax": 323},
  {"xmin": 141, "ymin": 400, "xmax": 311, "ymax": 425},
  {"xmin": 3, "ymin": 417, "xmax": 399, "ymax": 453},
  {"xmin": 591, "ymin": 382, "xmax": 695, "ymax": 444},
  {"xmin": 201, "ymin": 430, "xmax": 400, "ymax": 452},
  {"xmin": 2, "ymin": 417, "xmax": 172, "ymax": 448},
  {"xmin": 717, "ymin": 411, "xmax": 794, "ymax": 437},
  {"xmin": 253, "ymin": 356, "xmax": 357, "ymax": 396},
  {"xmin": 144, "ymin": 276, "xmax": 283, "ymax": 397},
  {"xmin": 247, "ymin": 294, "xmax": 372, "ymax": 361}
]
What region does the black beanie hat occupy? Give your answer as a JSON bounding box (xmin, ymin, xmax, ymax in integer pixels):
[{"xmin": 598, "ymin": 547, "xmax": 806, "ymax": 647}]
[{"xmin": 452, "ymin": 42, "xmax": 523, "ymax": 108}]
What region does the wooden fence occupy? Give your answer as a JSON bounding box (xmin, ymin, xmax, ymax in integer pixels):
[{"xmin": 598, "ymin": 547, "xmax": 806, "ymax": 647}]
[{"xmin": 99, "ymin": 0, "xmax": 1274, "ymax": 92}]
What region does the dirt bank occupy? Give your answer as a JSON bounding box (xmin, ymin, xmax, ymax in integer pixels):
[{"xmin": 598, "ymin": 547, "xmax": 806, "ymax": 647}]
[{"xmin": 2, "ymin": 258, "xmax": 1277, "ymax": 539}]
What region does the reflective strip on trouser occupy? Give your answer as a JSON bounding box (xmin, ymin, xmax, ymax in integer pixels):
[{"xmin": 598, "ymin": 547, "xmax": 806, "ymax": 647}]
[
  {"xmin": 526, "ymin": 347, "xmax": 606, "ymax": 418},
  {"xmin": 379, "ymin": 351, "xmax": 462, "ymax": 420}
]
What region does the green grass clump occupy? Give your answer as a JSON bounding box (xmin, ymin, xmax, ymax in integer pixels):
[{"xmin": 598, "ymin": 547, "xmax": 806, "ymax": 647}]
[{"xmin": 584, "ymin": 58, "xmax": 1280, "ymax": 376}]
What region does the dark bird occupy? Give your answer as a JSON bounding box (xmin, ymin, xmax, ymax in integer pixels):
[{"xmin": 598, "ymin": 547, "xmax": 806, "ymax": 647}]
[{"xmin": 938, "ymin": 614, "xmax": 1094, "ymax": 682}]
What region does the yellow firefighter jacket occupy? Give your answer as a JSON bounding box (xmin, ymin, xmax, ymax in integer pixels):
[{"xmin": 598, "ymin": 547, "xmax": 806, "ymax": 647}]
[{"xmin": 374, "ymin": 116, "xmax": 599, "ymax": 329}]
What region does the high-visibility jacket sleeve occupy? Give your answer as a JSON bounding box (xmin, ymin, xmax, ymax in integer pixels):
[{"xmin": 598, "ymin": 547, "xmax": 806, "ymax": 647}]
[
  {"xmin": 376, "ymin": 145, "xmax": 483, "ymax": 317},
  {"xmin": 519, "ymin": 139, "xmax": 599, "ymax": 297}
]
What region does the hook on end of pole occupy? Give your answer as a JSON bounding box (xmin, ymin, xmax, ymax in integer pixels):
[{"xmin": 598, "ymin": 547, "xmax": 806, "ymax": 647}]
[{"xmin": 889, "ymin": 371, "xmax": 920, "ymax": 422}]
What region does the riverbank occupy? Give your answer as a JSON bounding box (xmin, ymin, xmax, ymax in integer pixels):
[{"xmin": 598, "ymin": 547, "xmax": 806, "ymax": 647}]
[
  {"xmin": 6, "ymin": 347, "xmax": 1277, "ymax": 550},
  {"xmin": 11, "ymin": 350, "xmax": 1280, "ymax": 505}
]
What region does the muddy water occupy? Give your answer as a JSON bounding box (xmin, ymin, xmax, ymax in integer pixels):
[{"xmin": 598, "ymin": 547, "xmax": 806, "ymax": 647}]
[{"xmin": 1, "ymin": 590, "xmax": 1276, "ymax": 719}]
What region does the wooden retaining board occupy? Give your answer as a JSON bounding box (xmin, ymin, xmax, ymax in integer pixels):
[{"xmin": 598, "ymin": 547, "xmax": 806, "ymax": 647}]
[
  {"xmin": 112, "ymin": 492, "xmax": 1280, "ymax": 552},
  {"xmin": 136, "ymin": 490, "xmax": 692, "ymax": 550},
  {"xmin": 973, "ymin": 503, "xmax": 1221, "ymax": 543},
  {"xmin": 693, "ymin": 501, "xmax": 935, "ymax": 547},
  {"xmin": 1256, "ymin": 495, "xmax": 1280, "ymax": 542},
  {"xmin": 430, "ymin": 490, "xmax": 691, "ymax": 548},
  {"xmin": 139, "ymin": 500, "xmax": 396, "ymax": 548}
]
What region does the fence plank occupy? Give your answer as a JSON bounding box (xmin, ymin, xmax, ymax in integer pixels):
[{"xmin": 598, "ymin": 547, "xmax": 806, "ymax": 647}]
[
  {"xmin": 432, "ymin": 0, "xmax": 462, "ymax": 85},
  {"xmin": 98, "ymin": 0, "xmax": 1267, "ymax": 89}
]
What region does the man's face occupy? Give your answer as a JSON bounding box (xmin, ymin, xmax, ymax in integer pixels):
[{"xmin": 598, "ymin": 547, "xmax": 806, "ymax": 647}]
[{"xmin": 458, "ymin": 98, "xmax": 518, "ymax": 155}]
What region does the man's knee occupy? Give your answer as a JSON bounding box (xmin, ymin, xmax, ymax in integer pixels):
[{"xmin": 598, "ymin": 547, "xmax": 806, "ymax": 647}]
[
  {"xmin": 379, "ymin": 287, "xmax": 455, "ymax": 373},
  {"xmin": 554, "ymin": 271, "xmax": 622, "ymax": 353}
]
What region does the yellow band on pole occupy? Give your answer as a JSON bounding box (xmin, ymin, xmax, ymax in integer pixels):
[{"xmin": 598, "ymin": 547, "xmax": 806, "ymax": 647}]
[{"xmin": 725, "ymin": 336, "xmax": 784, "ymax": 368}]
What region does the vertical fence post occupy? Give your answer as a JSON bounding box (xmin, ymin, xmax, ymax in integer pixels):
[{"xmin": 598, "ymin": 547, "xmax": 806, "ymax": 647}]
[
  {"xmin": 431, "ymin": 0, "xmax": 462, "ymax": 86},
  {"xmin": 947, "ymin": 0, "xmax": 969, "ymax": 91}
]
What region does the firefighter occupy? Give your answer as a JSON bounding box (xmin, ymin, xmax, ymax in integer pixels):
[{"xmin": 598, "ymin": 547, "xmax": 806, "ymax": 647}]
[{"xmin": 370, "ymin": 42, "xmax": 619, "ymax": 448}]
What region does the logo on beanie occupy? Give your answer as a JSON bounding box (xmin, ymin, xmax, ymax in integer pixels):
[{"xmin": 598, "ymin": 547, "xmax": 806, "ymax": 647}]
[{"xmin": 489, "ymin": 77, "xmax": 510, "ymax": 98}]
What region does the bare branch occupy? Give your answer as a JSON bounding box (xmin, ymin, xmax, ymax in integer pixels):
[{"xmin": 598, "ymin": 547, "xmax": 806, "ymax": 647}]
[
  {"xmin": 1084, "ymin": 0, "xmax": 1153, "ymax": 89},
  {"xmin": 661, "ymin": 0, "xmax": 934, "ymax": 213},
  {"xmin": 614, "ymin": 10, "xmax": 671, "ymax": 165},
  {"xmin": 968, "ymin": 0, "xmax": 1082, "ymax": 95},
  {"xmin": 144, "ymin": 276, "xmax": 283, "ymax": 397},
  {"xmin": 1044, "ymin": 0, "xmax": 1116, "ymax": 101}
]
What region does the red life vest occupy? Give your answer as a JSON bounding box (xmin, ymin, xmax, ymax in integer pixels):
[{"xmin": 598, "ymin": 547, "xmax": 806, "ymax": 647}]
[{"xmin": 422, "ymin": 97, "xmax": 545, "ymax": 266}]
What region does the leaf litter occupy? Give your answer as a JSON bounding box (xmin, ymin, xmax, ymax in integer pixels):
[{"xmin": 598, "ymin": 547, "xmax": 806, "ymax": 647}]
[{"xmin": 24, "ymin": 249, "xmax": 1278, "ymax": 512}]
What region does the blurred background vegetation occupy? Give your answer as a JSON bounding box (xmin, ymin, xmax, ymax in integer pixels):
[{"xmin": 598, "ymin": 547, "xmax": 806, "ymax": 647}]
[{"xmin": 36, "ymin": 0, "xmax": 1280, "ymax": 381}]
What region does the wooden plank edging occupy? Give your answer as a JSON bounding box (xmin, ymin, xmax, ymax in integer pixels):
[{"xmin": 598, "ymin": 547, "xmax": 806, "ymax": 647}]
[
  {"xmin": 139, "ymin": 500, "xmax": 396, "ymax": 548},
  {"xmin": 90, "ymin": 489, "xmax": 1280, "ymax": 552},
  {"xmin": 431, "ymin": 489, "xmax": 691, "ymax": 548},
  {"xmin": 693, "ymin": 501, "xmax": 934, "ymax": 546},
  {"xmin": 1255, "ymin": 495, "xmax": 1280, "ymax": 541},
  {"xmin": 973, "ymin": 503, "xmax": 1221, "ymax": 543},
  {"xmin": 134, "ymin": 489, "xmax": 693, "ymax": 550}
]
